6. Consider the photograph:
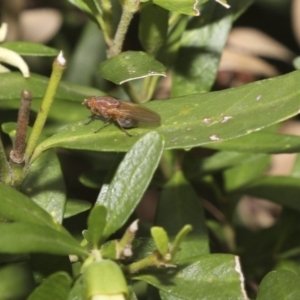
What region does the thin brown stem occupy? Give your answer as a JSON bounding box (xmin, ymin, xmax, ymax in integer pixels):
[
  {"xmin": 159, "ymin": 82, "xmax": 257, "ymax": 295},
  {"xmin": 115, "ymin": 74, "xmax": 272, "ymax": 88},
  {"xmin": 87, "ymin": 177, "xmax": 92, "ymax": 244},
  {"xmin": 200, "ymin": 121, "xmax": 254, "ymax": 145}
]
[{"xmin": 10, "ymin": 90, "xmax": 31, "ymax": 164}]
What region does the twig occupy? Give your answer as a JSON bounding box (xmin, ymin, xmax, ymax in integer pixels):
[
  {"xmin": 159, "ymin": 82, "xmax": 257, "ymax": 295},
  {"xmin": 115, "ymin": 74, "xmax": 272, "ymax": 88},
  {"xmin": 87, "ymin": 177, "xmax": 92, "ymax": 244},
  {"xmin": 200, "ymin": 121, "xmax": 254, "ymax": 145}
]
[
  {"xmin": 10, "ymin": 90, "xmax": 31, "ymax": 164},
  {"xmin": 107, "ymin": 0, "xmax": 139, "ymax": 58}
]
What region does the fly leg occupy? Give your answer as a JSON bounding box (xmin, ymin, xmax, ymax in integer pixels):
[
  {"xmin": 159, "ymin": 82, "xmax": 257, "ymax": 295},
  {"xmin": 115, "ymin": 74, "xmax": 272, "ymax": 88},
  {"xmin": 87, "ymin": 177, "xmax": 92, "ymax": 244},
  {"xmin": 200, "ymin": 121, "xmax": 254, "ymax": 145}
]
[
  {"xmin": 119, "ymin": 126, "xmax": 132, "ymax": 137},
  {"xmin": 116, "ymin": 119, "xmax": 134, "ymax": 137},
  {"xmin": 84, "ymin": 114, "xmax": 97, "ymax": 125},
  {"xmin": 94, "ymin": 120, "xmax": 111, "ymax": 133},
  {"xmin": 85, "ymin": 115, "xmax": 111, "ymax": 133}
]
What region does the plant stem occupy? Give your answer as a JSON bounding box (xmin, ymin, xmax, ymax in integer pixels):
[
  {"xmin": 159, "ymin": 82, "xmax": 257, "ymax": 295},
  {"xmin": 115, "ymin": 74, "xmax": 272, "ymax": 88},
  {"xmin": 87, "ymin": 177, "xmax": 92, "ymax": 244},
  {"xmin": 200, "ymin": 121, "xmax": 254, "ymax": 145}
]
[
  {"xmin": 96, "ymin": 16, "xmax": 113, "ymax": 47},
  {"xmin": 100, "ymin": 0, "xmax": 114, "ymax": 43},
  {"xmin": 142, "ymin": 76, "xmax": 160, "ymax": 102},
  {"xmin": 117, "ymin": 219, "xmax": 138, "ymax": 258},
  {"xmin": 123, "ymin": 82, "xmax": 142, "ymax": 103},
  {"xmin": 25, "ymin": 52, "xmax": 66, "ymax": 165},
  {"xmin": 170, "ymin": 225, "xmax": 192, "ymax": 258},
  {"xmin": 159, "ymin": 150, "xmax": 175, "ymax": 182},
  {"xmin": 10, "ymin": 90, "xmax": 31, "ymax": 164},
  {"xmin": 106, "ymin": 0, "xmax": 142, "ymax": 103},
  {"xmin": 125, "ymin": 252, "xmax": 159, "ymax": 274},
  {"xmin": 168, "ymin": 12, "xmax": 181, "ymax": 27},
  {"xmin": 108, "ymin": 11, "xmax": 132, "ymax": 57},
  {"xmin": 9, "ymin": 90, "xmax": 32, "ymax": 186},
  {"xmin": 107, "ymin": 0, "xmax": 139, "ymax": 58}
]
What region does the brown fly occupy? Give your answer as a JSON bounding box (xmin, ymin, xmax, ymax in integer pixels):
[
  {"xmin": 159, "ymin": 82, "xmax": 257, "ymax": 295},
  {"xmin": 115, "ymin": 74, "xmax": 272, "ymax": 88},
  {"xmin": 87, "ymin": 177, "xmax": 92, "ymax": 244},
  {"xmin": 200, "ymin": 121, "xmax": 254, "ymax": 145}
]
[{"xmin": 82, "ymin": 96, "xmax": 161, "ymax": 136}]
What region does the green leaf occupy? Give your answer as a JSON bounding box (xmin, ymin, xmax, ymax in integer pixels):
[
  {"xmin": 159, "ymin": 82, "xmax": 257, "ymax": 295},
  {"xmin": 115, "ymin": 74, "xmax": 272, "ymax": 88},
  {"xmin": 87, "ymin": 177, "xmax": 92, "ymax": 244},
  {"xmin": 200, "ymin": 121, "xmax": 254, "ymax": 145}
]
[
  {"xmin": 153, "ymin": 0, "xmax": 200, "ymax": 16},
  {"xmin": 206, "ymin": 131, "xmax": 300, "ymax": 153},
  {"xmin": 21, "ymin": 150, "xmax": 66, "ymax": 223},
  {"xmin": 159, "ymin": 15, "xmax": 189, "ymax": 68},
  {"xmin": 30, "ymin": 253, "xmax": 72, "ymax": 280},
  {"xmin": 156, "ymin": 171, "xmax": 209, "ymax": 259},
  {"xmin": 171, "ymin": 225, "xmax": 193, "ymax": 259},
  {"xmin": 1, "ymin": 42, "xmax": 59, "ymax": 56},
  {"xmin": 64, "ymin": 21, "xmax": 106, "ymax": 86},
  {"xmin": 25, "ymin": 98, "xmax": 97, "ymax": 133},
  {"xmin": 100, "ymin": 240, "xmax": 118, "ymax": 260},
  {"xmin": 274, "ymin": 260, "xmax": 300, "ymax": 277},
  {"xmin": 291, "ymin": 154, "xmax": 300, "ymax": 179},
  {"xmin": 230, "ymin": 0, "xmax": 255, "ymax": 20},
  {"xmin": 183, "ymin": 151, "xmax": 261, "ymax": 179},
  {"xmin": 32, "ymin": 71, "xmax": 300, "ymax": 156},
  {"xmin": 28, "ymin": 272, "xmax": 72, "ymax": 300},
  {"xmin": 64, "ymin": 199, "xmax": 92, "ymax": 219},
  {"xmin": 294, "ymin": 56, "xmax": 300, "ymax": 70},
  {"xmin": 83, "ymin": 260, "xmax": 128, "ymax": 298},
  {"xmin": 99, "ymin": 51, "xmax": 166, "ymax": 84},
  {"xmin": 0, "ymin": 72, "xmax": 104, "ymax": 133},
  {"xmin": 0, "ymin": 72, "xmax": 103, "ymax": 102},
  {"xmin": 128, "ymin": 286, "xmax": 139, "ymax": 300},
  {"xmin": 0, "ymin": 262, "xmax": 35, "ymax": 300},
  {"xmin": 139, "ymin": 4, "xmax": 169, "ymax": 56},
  {"xmin": 241, "ymin": 176, "xmax": 300, "ymax": 212},
  {"xmin": 68, "ymin": 0, "xmax": 93, "ymax": 15},
  {"xmin": 0, "ymin": 183, "xmax": 63, "ymax": 230},
  {"xmin": 97, "ymin": 132, "xmax": 164, "ymax": 239},
  {"xmin": 79, "ymin": 168, "xmax": 107, "ymax": 189},
  {"xmin": 130, "ymin": 238, "xmax": 156, "ymax": 261},
  {"xmin": 83, "ymin": 0, "xmax": 102, "ymax": 15},
  {"xmin": 172, "ymin": 1, "xmax": 232, "ymax": 96},
  {"xmin": 1, "ymin": 122, "xmax": 18, "ymax": 142},
  {"xmin": 276, "ymin": 248, "xmax": 300, "ymax": 260},
  {"xmin": 151, "ymin": 227, "xmax": 169, "ymax": 256},
  {"xmin": 67, "ymin": 0, "xmax": 103, "ymax": 30},
  {"xmin": 0, "ymin": 223, "xmax": 88, "ymax": 257},
  {"xmin": 134, "ymin": 254, "xmax": 247, "ymax": 299},
  {"xmin": 68, "ymin": 277, "xmax": 83, "ymax": 300},
  {"xmin": 170, "ymin": 0, "xmax": 254, "ymax": 96},
  {"xmin": 256, "ymin": 270, "xmax": 300, "ymax": 300},
  {"xmin": 87, "ymin": 205, "xmax": 107, "ymax": 247},
  {"xmin": 224, "ymin": 154, "xmax": 270, "ymax": 192}
]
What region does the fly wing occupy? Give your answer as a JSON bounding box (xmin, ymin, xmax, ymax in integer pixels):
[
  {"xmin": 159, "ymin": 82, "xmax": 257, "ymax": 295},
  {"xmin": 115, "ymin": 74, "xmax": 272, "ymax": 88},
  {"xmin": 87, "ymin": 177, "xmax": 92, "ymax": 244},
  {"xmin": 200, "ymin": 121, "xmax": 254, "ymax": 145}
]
[{"xmin": 117, "ymin": 101, "xmax": 161, "ymax": 123}]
